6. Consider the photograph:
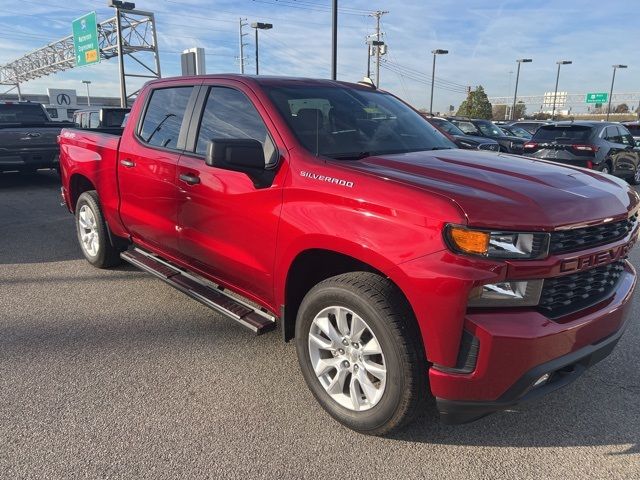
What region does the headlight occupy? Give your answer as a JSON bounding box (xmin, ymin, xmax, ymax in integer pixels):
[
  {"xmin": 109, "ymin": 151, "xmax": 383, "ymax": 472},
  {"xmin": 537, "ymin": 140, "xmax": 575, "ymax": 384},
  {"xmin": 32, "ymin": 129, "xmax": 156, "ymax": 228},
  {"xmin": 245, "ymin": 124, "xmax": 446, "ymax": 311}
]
[
  {"xmin": 468, "ymin": 279, "xmax": 543, "ymax": 307},
  {"xmin": 445, "ymin": 225, "xmax": 550, "ymax": 259},
  {"xmin": 458, "ymin": 140, "xmax": 475, "ymax": 148}
]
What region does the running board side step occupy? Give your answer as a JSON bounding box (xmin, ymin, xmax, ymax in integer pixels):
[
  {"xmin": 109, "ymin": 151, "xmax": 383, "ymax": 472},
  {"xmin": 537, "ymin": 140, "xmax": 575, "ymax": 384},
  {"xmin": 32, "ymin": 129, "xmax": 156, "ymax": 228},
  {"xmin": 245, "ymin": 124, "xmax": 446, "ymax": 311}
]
[{"xmin": 121, "ymin": 248, "xmax": 277, "ymax": 335}]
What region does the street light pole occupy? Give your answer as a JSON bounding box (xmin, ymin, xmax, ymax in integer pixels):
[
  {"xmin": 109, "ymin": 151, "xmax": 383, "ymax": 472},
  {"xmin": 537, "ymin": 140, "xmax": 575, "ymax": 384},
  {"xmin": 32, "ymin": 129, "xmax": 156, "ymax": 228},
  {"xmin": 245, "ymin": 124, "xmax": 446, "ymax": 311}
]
[
  {"xmin": 511, "ymin": 58, "xmax": 532, "ymax": 121},
  {"xmin": 607, "ymin": 64, "xmax": 627, "ymax": 121},
  {"xmin": 429, "ymin": 49, "xmax": 448, "ymax": 115},
  {"xmin": 551, "ymin": 60, "xmax": 572, "ymax": 121},
  {"xmin": 251, "ymin": 22, "xmax": 273, "ymax": 76},
  {"xmin": 331, "ymin": 0, "xmax": 337, "ymax": 80},
  {"xmin": 82, "ymin": 80, "xmax": 92, "ymax": 106}
]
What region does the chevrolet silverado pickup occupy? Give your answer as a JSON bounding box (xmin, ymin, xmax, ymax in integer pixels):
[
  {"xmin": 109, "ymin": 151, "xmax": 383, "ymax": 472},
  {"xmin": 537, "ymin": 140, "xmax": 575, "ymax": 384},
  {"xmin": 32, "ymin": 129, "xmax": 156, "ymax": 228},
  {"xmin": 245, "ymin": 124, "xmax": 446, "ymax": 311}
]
[
  {"xmin": 59, "ymin": 75, "xmax": 638, "ymax": 435},
  {"xmin": 0, "ymin": 101, "xmax": 68, "ymax": 173}
]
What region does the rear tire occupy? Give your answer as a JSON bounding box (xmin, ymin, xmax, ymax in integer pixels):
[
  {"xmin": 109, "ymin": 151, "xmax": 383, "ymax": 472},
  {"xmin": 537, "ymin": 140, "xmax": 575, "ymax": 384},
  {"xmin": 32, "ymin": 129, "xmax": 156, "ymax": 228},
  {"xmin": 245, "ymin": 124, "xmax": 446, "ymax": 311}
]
[
  {"xmin": 599, "ymin": 162, "xmax": 612, "ymax": 175},
  {"xmin": 295, "ymin": 272, "xmax": 428, "ymax": 436},
  {"xmin": 75, "ymin": 191, "xmax": 121, "ymax": 268},
  {"xmin": 629, "ymin": 164, "xmax": 640, "ymax": 185}
]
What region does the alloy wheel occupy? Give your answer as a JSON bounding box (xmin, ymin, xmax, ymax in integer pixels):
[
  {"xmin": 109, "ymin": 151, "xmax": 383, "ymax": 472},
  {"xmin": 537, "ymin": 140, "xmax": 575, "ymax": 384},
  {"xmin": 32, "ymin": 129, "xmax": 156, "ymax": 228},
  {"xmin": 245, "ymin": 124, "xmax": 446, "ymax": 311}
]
[{"xmin": 308, "ymin": 306, "xmax": 387, "ymax": 411}]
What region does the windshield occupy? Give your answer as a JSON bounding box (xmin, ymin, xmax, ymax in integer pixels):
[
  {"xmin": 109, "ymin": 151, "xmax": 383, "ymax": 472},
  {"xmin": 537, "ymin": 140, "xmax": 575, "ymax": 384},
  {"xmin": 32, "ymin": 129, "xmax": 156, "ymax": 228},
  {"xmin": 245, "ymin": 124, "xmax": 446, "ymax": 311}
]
[
  {"xmin": 264, "ymin": 85, "xmax": 455, "ymax": 158},
  {"xmin": 505, "ymin": 125, "xmax": 532, "ymax": 139},
  {"xmin": 477, "ymin": 121, "xmax": 506, "ymax": 137},
  {"xmin": 0, "ymin": 104, "xmax": 49, "ymax": 124},
  {"xmin": 431, "ymin": 118, "xmax": 466, "ymax": 136}
]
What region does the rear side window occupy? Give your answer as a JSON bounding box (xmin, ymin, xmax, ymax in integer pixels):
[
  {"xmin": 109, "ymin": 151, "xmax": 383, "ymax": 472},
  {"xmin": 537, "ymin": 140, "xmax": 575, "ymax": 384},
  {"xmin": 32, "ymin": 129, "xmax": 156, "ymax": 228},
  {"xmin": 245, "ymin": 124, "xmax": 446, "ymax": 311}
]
[
  {"xmin": 533, "ymin": 125, "xmax": 593, "ymax": 142},
  {"xmin": 195, "ymin": 87, "xmax": 276, "ymax": 165},
  {"xmin": 604, "ymin": 126, "xmax": 621, "ymax": 143},
  {"xmin": 617, "ymin": 126, "xmax": 634, "ymax": 145},
  {"xmin": 89, "ymin": 112, "xmax": 100, "ymax": 129},
  {"xmin": 139, "ymin": 86, "xmax": 193, "ymax": 150}
]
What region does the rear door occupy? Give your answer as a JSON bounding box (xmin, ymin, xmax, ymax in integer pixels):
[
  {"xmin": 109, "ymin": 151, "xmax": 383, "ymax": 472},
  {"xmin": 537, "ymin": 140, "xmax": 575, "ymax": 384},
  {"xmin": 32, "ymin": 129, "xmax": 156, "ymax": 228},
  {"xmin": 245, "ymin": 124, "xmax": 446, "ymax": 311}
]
[
  {"xmin": 608, "ymin": 125, "xmax": 639, "ymax": 177},
  {"xmin": 117, "ymin": 83, "xmax": 199, "ymax": 258},
  {"xmin": 176, "ymin": 82, "xmax": 286, "ymax": 302}
]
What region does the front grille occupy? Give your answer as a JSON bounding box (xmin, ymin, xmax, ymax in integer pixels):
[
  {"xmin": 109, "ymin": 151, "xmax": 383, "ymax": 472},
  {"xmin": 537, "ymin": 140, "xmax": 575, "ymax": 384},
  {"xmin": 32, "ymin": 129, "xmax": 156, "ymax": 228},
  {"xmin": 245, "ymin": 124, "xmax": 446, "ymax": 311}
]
[
  {"xmin": 549, "ymin": 214, "xmax": 638, "ymax": 254},
  {"xmin": 538, "ymin": 260, "xmax": 626, "ymax": 319},
  {"xmin": 479, "ymin": 143, "xmax": 500, "ymax": 152}
]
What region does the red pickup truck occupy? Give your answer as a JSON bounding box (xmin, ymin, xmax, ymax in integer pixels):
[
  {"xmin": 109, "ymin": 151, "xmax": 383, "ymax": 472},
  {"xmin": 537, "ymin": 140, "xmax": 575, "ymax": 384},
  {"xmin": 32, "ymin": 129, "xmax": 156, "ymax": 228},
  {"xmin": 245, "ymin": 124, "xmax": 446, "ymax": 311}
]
[{"xmin": 59, "ymin": 75, "xmax": 638, "ymax": 435}]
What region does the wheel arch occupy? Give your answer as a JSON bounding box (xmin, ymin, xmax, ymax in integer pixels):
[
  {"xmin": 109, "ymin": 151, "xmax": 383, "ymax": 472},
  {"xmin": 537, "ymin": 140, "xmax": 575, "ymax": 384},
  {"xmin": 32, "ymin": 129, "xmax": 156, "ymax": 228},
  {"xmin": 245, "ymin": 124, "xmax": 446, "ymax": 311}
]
[
  {"xmin": 280, "ymin": 247, "xmax": 417, "ymax": 344},
  {"xmin": 69, "ymin": 173, "xmax": 96, "ymax": 212}
]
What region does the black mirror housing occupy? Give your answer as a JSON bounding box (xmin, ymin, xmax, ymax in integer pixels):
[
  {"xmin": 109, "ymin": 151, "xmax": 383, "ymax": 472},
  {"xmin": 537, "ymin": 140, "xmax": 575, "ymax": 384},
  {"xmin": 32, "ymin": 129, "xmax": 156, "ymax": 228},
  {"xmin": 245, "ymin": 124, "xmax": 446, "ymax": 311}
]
[
  {"xmin": 206, "ymin": 138, "xmax": 265, "ymax": 170},
  {"xmin": 205, "ymin": 138, "xmax": 278, "ymax": 189}
]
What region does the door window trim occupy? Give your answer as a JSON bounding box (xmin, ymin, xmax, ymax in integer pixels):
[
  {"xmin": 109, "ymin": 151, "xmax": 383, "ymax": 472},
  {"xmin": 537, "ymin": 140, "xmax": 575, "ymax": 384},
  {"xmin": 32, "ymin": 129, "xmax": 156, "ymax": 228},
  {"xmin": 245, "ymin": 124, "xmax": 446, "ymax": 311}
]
[{"xmin": 134, "ymin": 84, "xmax": 202, "ymax": 154}]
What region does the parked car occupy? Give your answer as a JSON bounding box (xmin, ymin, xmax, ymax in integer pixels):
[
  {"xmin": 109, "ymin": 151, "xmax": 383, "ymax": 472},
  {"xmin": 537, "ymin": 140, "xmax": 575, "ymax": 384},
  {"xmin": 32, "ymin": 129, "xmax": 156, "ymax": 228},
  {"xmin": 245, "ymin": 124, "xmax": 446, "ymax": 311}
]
[
  {"xmin": 0, "ymin": 101, "xmax": 70, "ymax": 174},
  {"xmin": 73, "ymin": 107, "xmax": 130, "ymax": 134},
  {"xmin": 498, "ymin": 124, "xmax": 532, "ymax": 140},
  {"xmin": 523, "ymin": 121, "xmax": 640, "ymax": 184},
  {"xmin": 508, "ymin": 120, "xmax": 554, "ymax": 135},
  {"xmin": 59, "ymin": 75, "xmax": 638, "ymax": 435},
  {"xmin": 447, "ymin": 117, "xmax": 527, "ymax": 153},
  {"xmin": 622, "ymin": 121, "xmax": 640, "ymax": 143},
  {"xmin": 423, "ymin": 116, "xmax": 499, "ymax": 151}
]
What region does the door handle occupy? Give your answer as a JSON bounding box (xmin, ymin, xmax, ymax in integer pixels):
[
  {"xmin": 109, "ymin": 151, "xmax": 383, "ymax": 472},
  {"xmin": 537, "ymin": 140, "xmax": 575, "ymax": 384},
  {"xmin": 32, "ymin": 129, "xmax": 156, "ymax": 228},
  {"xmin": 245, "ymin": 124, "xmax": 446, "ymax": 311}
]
[
  {"xmin": 179, "ymin": 172, "xmax": 201, "ymax": 185},
  {"xmin": 120, "ymin": 159, "xmax": 136, "ymax": 168}
]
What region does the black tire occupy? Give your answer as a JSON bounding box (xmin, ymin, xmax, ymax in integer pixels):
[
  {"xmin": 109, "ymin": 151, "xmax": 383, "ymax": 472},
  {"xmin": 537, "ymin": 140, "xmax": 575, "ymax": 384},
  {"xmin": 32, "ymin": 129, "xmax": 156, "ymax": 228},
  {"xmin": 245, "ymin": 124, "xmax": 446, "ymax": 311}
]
[
  {"xmin": 598, "ymin": 162, "xmax": 612, "ymax": 175},
  {"xmin": 75, "ymin": 191, "xmax": 121, "ymax": 268},
  {"xmin": 629, "ymin": 164, "xmax": 640, "ymax": 185},
  {"xmin": 295, "ymin": 272, "xmax": 428, "ymax": 436}
]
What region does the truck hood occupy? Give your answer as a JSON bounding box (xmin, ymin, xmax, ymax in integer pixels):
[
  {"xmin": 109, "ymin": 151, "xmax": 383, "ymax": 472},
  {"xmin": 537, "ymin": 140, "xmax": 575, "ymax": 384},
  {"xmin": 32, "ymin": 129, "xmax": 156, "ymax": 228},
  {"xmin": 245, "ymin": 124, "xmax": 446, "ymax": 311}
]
[{"xmin": 339, "ymin": 149, "xmax": 639, "ymax": 230}]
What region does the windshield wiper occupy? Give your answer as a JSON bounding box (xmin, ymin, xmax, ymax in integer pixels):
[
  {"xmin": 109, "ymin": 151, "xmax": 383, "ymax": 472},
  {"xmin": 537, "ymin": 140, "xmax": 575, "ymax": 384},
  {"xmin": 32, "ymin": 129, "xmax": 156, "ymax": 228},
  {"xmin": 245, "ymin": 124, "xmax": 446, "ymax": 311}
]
[
  {"xmin": 330, "ymin": 151, "xmax": 372, "ymax": 160},
  {"xmin": 430, "ymin": 146, "xmax": 454, "ymax": 150}
]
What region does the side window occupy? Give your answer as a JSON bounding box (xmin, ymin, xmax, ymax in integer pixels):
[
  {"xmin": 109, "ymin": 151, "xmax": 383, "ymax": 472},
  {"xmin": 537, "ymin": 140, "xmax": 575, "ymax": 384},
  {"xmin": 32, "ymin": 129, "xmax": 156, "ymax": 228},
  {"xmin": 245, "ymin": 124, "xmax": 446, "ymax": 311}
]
[
  {"xmin": 80, "ymin": 113, "xmax": 89, "ymax": 129},
  {"xmin": 195, "ymin": 86, "xmax": 276, "ymax": 166},
  {"xmin": 89, "ymin": 112, "xmax": 100, "ymax": 129},
  {"xmin": 139, "ymin": 86, "xmax": 193, "ymax": 150},
  {"xmin": 604, "ymin": 126, "xmax": 621, "ymax": 143},
  {"xmin": 617, "ymin": 126, "xmax": 633, "ymax": 145}
]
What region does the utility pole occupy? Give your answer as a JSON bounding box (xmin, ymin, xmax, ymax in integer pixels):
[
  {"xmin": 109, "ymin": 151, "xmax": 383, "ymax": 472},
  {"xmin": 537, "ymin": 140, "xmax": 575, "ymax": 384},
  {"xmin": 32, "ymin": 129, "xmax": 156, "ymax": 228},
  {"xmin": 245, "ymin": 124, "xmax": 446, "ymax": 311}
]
[
  {"xmin": 239, "ymin": 18, "xmax": 248, "ymax": 74},
  {"xmin": 370, "ymin": 10, "xmax": 388, "ymax": 88},
  {"xmin": 114, "ymin": 6, "xmax": 127, "ymax": 107},
  {"xmin": 607, "ymin": 65, "xmax": 627, "ymax": 121},
  {"xmin": 331, "ymin": 0, "xmax": 337, "ymax": 80}
]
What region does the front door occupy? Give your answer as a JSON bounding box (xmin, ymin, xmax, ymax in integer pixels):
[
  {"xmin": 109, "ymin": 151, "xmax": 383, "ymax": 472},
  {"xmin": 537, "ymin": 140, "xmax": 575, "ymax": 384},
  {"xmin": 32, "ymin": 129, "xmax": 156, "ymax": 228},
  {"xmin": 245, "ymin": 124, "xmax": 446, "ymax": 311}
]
[
  {"xmin": 118, "ymin": 85, "xmax": 197, "ymax": 257},
  {"xmin": 177, "ymin": 84, "xmax": 286, "ymax": 303}
]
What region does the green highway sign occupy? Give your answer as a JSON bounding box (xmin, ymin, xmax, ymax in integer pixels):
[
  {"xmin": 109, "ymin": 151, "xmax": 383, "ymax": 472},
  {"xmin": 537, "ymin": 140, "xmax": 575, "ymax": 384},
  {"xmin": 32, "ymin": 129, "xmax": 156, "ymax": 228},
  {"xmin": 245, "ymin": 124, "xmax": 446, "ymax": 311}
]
[
  {"xmin": 585, "ymin": 92, "xmax": 608, "ymax": 104},
  {"xmin": 72, "ymin": 12, "xmax": 100, "ymax": 67}
]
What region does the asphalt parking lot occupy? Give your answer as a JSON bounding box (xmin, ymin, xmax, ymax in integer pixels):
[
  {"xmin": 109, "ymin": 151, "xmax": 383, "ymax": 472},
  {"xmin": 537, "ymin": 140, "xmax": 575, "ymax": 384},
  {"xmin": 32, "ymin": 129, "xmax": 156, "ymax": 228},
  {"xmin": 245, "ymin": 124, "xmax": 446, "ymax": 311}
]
[{"xmin": 1, "ymin": 170, "xmax": 639, "ymax": 479}]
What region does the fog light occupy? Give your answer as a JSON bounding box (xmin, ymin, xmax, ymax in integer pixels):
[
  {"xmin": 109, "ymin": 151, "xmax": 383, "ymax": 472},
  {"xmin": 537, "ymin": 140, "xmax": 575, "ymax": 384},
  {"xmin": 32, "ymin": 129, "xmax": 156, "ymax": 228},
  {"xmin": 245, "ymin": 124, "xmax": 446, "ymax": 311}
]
[
  {"xmin": 533, "ymin": 373, "xmax": 550, "ymax": 388},
  {"xmin": 467, "ymin": 279, "xmax": 543, "ymax": 308}
]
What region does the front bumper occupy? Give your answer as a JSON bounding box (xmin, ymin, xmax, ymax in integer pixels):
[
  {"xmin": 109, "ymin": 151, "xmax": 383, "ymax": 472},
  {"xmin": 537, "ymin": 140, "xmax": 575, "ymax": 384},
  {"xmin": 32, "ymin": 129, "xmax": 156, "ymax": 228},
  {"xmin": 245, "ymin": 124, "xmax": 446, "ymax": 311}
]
[{"xmin": 431, "ymin": 262, "xmax": 636, "ymax": 424}]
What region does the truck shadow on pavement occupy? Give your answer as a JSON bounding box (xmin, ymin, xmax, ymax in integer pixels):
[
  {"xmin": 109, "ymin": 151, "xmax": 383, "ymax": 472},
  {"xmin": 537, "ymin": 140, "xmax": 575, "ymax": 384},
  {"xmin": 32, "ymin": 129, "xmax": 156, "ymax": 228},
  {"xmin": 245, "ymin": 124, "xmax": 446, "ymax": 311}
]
[{"xmin": 387, "ymin": 374, "xmax": 639, "ymax": 454}]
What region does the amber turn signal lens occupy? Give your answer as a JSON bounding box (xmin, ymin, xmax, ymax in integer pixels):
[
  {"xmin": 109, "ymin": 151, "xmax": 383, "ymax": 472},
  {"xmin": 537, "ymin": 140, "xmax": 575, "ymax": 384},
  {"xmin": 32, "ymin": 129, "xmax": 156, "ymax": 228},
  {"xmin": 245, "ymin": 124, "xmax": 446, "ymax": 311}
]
[{"xmin": 448, "ymin": 227, "xmax": 490, "ymax": 255}]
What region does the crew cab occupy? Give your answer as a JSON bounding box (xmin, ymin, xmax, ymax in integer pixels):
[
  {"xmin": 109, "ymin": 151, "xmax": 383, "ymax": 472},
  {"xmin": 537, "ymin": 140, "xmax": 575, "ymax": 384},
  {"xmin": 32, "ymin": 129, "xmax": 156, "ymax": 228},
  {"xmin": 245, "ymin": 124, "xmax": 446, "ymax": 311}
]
[
  {"xmin": 0, "ymin": 101, "xmax": 69, "ymax": 173},
  {"xmin": 59, "ymin": 75, "xmax": 638, "ymax": 435}
]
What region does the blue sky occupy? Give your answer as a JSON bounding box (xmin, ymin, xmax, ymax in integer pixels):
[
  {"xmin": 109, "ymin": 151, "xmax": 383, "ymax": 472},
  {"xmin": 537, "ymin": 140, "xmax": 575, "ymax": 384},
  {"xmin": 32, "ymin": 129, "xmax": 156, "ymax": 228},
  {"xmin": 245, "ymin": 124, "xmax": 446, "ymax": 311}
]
[{"xmin": 0, "ymin": 0, "xmax": 637, "ymax": 113}]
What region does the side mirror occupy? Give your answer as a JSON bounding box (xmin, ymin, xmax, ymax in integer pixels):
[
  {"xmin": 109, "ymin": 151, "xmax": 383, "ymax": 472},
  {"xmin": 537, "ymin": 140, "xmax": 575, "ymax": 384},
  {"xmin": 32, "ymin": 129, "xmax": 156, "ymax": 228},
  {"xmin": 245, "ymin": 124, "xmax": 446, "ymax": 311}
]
[
  {"xmin": 206, "ymin": 138, "xmax": 265, "ymax": 170},
  {"xmin": 205, "ymin": 138, "xmax": 278, "ymax": 189}
]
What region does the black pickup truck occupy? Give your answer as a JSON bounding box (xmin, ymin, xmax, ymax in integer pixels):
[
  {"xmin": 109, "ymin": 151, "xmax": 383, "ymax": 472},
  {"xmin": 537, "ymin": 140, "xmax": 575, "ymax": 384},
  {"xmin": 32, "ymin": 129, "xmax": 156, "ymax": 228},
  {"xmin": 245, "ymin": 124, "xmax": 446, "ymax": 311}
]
[{"xmin": 0, "ymin": 101, "xmax": 70, "ymax": 174}]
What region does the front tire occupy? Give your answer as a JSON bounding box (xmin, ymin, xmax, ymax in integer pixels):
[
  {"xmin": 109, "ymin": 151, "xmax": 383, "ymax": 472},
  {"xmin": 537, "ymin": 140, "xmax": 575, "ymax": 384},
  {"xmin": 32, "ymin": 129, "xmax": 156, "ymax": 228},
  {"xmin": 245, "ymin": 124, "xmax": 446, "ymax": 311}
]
[
  {"xmin": 75, "ymin": 191, "xmax": 121, "ymax": 268},
  {"xmin": 295, "ymin": 272, "xmax": 428, "ymax": 435}
]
